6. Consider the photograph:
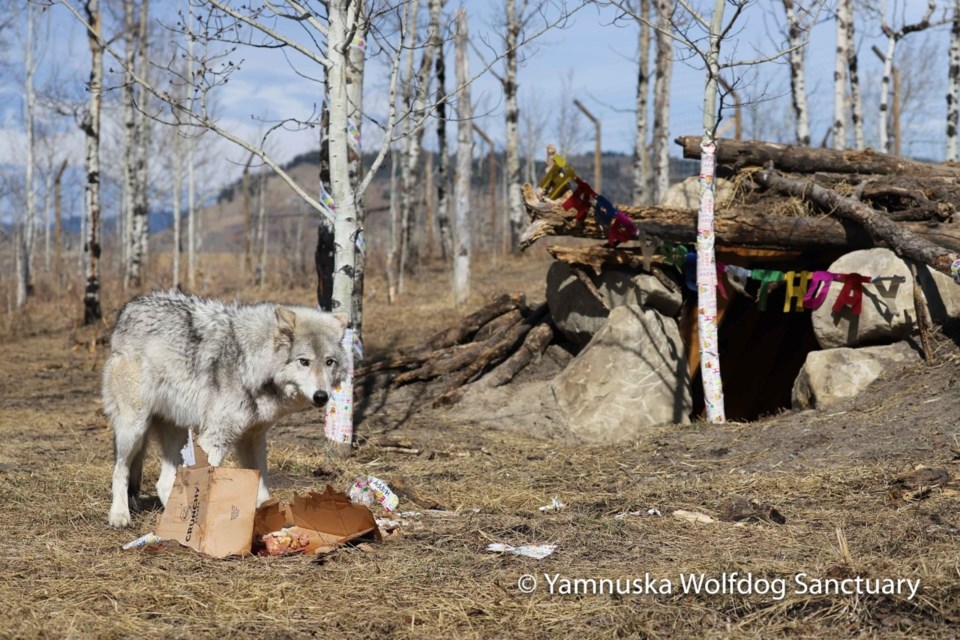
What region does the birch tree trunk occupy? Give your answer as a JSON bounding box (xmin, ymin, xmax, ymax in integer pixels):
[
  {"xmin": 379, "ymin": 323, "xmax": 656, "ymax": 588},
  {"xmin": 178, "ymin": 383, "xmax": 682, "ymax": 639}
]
[
  {"xmin": 122, "ymin": 0, "xmax": 136, "ymax": 289},
  {"xmin": 833, "ymin": 1, "xmax": 850, "ymax": 150},
  {"xmin": 256, "ymin": 171, "xmax": 267, "ymax": 289},
  {"xmin": 126, "ymin": 0, "xmax": 150, "ymax": 289},
  {"xmin": 435, "ymin": 1, "xmax": 452, "ymax": 261},
  {"xmin": 879, "ymin": 33, "xmax": 895, "ymax": 154},
  {"xmin": 453, "ymin": 9, "xmax": 472, "ymax": 308},
  {"xmin": 187, "ymin": 4, "xmax": 197, "ymax": 290},
  {"xmin": 242, "ymin": 152, "xmax": 254, "ymax": 276},
  {"xmin": 879, "ymin": 2, "xmax": 936, "ymax": 154},
  {"xmin": 632, "ymin": 0, "xmax": 651, "ymax": 203},
  {"xmin": 346, "ymin": 18, "xmax": 367, "ymax": 338},
  {"xmin": 18, "ymin": 1, "xmax": 37, "ymax": 308},
  {"xmin": 82, "ymin": 0, "xmax": 103, "ymax": 324},
  {"xmin": 948, "ymin": 0, "xmax": 960, "ymax": 161},
  {"xmin": 53, "ymin": 159, "xmax": 67, "ymax": 304},
  {"xmin": 505, "ymin": 0, "xmax": 524, "ymax": 251},
  {"xmin": 133, "ymin": 0, "xmax": 150, "ymax": 284},
  {"xmin": 398, "ymin": 0, "xmax": 421, "ymax": 292},
  {"xmin": 172, "ymin": 128, "xmax": 182, "ymax": 289},
  {"xmin": 651, "ymin": 0, "xmax": 673, "ymax": 204},
  {"xmin": 324, "ymin": 0, "xmax": 364, "ymax": 454},
  {"xmin": 845, "ymin": 0, "xmax": 865, "ymax": 150},
  {"xmin": 784, "ymin": 0, "xmax": 810, "ymax": 146},
  {"xmin": 697, "ymin": 0, "xmax": 727, "ymax": 423}
]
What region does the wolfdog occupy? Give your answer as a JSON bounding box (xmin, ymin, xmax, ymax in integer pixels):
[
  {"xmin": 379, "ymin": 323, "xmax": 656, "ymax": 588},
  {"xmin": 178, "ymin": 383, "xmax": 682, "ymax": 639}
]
[{"xmin": 103, "ymin": 291, "xmax": 347, "ymax": 528}]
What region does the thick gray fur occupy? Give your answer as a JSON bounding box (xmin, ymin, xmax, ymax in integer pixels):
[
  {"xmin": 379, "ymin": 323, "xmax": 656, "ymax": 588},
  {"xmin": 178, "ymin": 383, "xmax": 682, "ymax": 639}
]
[{"xmin": 103, "ymin": 290, "xmax": 347, "ymax": 528}]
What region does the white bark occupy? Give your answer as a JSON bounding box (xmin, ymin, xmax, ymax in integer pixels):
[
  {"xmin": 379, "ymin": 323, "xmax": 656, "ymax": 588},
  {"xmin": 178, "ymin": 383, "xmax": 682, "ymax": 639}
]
[
  {"xmin": 172, "ymin": 129, "xmax": 182, "ymax": 288},
  {"xmin": 187, "ymin": 4, "xmax": 197, "ymax": 290},
  {"xmin": 505, "ymin": 0, "xmax": 523, "ymax": 250},
  {"xmin": 322, "ymin": 0, "xmax": 364, "ymax": 453},
  {"xmin": 435, "ymin": 4, "xmax": 452, "ymax": 261},
  {"xmin": 256, "ymin": 171, "xmax": 267, "ymax": 289},
  {"xmin": 652, "ymin": 0, "xmax": 673, "ymax": 204},
  {"xmin": 879, "ymin": 34, "xmax": 895, "ymax": 154},
  {"xmin": 346, "ymin": 15, "xmax": 367, "ymax": 335},
  {"xmin": 82, "ymin": 0, "xmax": 103, "ymax": 324},
  {"xmin": 697, "ymin": 0, "xmax": 727, "ymax": 424},
  {"xmin": 453, "ymin": 9, "xmax": 472, "ymax": 308},
  {"xmin": 833, "ymin": 1, "xmax": 849, "ymax": 150},
  {"xmin": 327, "ymin": 0, "xmax": 360, "ymax": 319},
  {"xmin": 949, "ymin": 0, "xmax": 960, "ymax": 161},
  {"xmin": 633, "ymin": 0, "xmax": 651, "ymax": 203},
  {"xmin": 845, "ymin": 0, "xmax": 865, "ymax": 150},
  {"xmin": 134, "ymin": 0, "xmax": 150, "ymax": 283},
  {"xmin": 398, "ymin": 0, "xmax": 421, "ymax": 292},
  {"xmin": 121, "ymin": 0, "xmax": 136, "ymax": 288},
  {"xmin": 18, "ymin": 1, "xmax": 37, "ymax": 308},
  {"xmin": 784, "ymin": 0, "xmax": 810, "ymax": 146},
  {"xmin": 124, "ymin": 0, "xmax": 149, "ymax": 289},
  {"xmin": 879, "ymin": 1, "xmax": 937, "ymax": 154}
]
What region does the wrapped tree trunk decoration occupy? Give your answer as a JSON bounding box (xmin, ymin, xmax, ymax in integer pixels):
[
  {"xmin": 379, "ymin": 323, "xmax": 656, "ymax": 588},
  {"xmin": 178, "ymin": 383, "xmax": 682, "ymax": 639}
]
[{"xmin": 696, "ymin": 0, "xmax": 728, "ymax": 424}]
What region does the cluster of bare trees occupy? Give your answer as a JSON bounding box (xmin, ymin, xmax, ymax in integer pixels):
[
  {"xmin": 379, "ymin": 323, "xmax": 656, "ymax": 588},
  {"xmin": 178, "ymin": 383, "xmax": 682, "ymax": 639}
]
[{"xmin": 3, "ymin": 1, "xmax": 960, "ymax": 436}]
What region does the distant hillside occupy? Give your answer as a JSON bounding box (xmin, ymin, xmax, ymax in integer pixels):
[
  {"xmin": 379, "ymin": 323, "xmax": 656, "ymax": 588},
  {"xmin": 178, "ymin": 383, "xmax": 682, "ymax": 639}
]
[{"xmin": 151, "ymin": 151, "xmax": 702, "ymax": 257}]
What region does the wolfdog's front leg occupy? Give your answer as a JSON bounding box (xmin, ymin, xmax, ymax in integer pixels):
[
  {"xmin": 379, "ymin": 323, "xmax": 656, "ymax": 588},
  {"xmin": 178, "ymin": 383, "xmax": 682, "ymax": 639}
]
[{"xmin": 235, "ymin": 430, "xmax": 271, "ymax": 506}]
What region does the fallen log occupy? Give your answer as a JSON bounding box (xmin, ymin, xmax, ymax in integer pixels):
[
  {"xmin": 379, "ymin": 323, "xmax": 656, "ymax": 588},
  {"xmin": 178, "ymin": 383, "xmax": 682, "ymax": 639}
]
[
  {"xmin": 474, "ymin": 308, "xmax": 523, "ymax": 343},
  {"xmin": 398, "ymin": 292, "xmax": 523, "ymax": 358},
  {"xmin": 431, "ymin": 306, "xmax": 547, "ymax": 407},
  {"xmin": 754, "ymin": 169, "xmax": 960, "ymax": 277},
  {"xmin": 356, "ymin": 341, "xmax": 480, "ymax": 379},
  {"xmin": 521, "ymin": 183, "xmax": 960, "ymax": 252},
  {"xmin": 479, "ymin": 322, "xmax": 555, "ymax": 388},
  {"xmin": 545, "ymin": 244, "xmax": 670, "ymax": 275},
  {"xmin": 675, "ymin": 136, "xmax": 960, "ymax": 177}
]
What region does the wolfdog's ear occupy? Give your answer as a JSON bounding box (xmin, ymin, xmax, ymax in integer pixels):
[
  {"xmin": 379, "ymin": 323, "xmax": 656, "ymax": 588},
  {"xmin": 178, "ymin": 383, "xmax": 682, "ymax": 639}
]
[
  {"xmin": 274, "ymin": 305, "xmax": 297, "ymax": 349},
  {"xmin": 332, "ymin": 312, "xmax": 350, "ymax": 331}
]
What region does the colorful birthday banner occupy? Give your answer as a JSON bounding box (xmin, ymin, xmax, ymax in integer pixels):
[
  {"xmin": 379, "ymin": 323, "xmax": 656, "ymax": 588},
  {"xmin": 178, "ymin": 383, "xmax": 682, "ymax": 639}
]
[
  {"xmin": 539, "ymin": 155, "xmax": 640, "ymax": 247},
  {"xmin": 682, "ymin": 251, "xmax": 906, "ymax": 316}
]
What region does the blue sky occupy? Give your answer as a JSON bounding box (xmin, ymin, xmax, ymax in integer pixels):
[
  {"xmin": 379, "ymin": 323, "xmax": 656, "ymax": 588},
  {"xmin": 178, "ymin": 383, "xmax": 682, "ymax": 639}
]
[{"xmin": 0, "ymin": 0, "xmax": 953, "ymax": 209}]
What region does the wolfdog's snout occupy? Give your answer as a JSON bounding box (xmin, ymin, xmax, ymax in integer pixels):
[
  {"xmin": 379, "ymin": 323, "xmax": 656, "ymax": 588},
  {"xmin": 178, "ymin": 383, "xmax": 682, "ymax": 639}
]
[{"xmin": 312, "ymin": 390, "xmax": 329, "ymax": 407}]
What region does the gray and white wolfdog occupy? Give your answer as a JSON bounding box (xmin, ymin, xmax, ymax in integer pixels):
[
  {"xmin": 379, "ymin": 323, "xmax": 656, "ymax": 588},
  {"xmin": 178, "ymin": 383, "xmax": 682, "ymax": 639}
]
[{"xmin": 103, "ymin": 291, "xmax": 347, "ymax": 528}]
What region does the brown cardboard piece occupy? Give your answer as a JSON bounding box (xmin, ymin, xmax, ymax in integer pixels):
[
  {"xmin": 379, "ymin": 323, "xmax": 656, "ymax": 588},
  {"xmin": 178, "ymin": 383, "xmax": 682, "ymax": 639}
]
[
  {"xmin": 155, "ymin": 439, "xmax": 259, "ymax": 558},
  {"xmin": 253, "ymin": 486, "xmax": 381, "ymax": 555}
]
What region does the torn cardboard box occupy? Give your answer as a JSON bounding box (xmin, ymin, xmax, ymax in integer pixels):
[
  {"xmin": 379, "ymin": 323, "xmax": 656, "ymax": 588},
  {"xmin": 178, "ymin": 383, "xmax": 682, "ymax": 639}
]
[
  {"xmin": 253, "ymin": 486, "xmax": 382, "ymax": 556},
  {"xmin": 155, "ymin": 440, "xmax": 259, "ymax": 558},
  {"xmin": 151, "ymin": 437, "xmax": 380, "ymax": 559}
]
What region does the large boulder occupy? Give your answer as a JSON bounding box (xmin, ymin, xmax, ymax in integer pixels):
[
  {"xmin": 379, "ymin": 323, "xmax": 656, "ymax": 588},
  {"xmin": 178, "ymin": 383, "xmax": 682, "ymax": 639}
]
[
  {"xmin": 791, "ymin": 341, "xmax": 920, "ymax": 410},
  {"xmin": 550, "ymin": 305, "xmax": 692, "ymax": 443},
  {"xmin": 661, "ymin": 175, "xmax": 735, "ymax": 209},
  {"xmin": 915, "ymin": 264, "xmax": 960, "ymax": 324},
  {"xmin": 811, "ymin": 248, "xmax": 915, "ymax": 348},
  {"xmin": 546, "ymin": 261, "xmax": 682, "ymax": 348}
]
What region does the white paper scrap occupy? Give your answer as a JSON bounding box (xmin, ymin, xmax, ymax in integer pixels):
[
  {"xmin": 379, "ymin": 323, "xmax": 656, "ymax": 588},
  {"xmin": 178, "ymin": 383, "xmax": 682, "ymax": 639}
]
[
  {"xmin": 538, "ymin": 497, "xmax": 566, "ymax": 512},
  {"xmin": 486, "ymin": 543, "xmax": 557, "ymax": 559}
]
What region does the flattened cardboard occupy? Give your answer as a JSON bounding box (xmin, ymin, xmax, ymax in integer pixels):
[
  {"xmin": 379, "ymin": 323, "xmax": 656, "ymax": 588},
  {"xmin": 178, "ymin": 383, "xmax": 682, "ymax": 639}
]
[
  {"xmin": 287, "ymin": 486, "xmax": 382, "ymax": 544},
  {"xmin": 252, "ymin": 485, "xmax": 381, "ymax": 555},
  {"xmin": 156, "ymin": 440, "xmax": 259, "ymax": 558}
]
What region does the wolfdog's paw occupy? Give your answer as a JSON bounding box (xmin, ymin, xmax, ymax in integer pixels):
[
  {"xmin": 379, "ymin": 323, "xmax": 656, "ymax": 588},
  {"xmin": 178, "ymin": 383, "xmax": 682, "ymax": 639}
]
[{"xmin": 108, "ymin": 510, "xmax": 131, "ymax": 529}]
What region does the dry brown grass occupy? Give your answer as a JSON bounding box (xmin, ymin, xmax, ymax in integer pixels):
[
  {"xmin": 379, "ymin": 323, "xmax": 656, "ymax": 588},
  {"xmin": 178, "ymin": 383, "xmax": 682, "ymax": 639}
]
[{"xmin": 2, "ymin": 251, "xmax": 960, "ymax": 638}]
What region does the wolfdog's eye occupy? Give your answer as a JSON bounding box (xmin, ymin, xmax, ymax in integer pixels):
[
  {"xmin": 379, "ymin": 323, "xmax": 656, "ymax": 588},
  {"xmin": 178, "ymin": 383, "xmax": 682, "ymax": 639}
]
[
  {"xmin": 325, "ymin": 358, "xmax": 337, "ymax": 367},
  {"xmin": 298, "ymin": 358, "xmax": 311, "ymax": 367}
]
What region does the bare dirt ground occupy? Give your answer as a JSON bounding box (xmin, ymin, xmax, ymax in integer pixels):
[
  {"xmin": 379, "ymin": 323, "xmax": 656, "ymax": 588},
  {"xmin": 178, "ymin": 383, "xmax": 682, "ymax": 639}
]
[{"xmin": 2, "ymin": 252, "xmax": 960, "ymax": 639}]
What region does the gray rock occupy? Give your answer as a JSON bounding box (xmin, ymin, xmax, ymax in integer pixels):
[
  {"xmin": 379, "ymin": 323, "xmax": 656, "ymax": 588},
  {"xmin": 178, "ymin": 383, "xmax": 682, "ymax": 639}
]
[
  {"xmin": 550, "ymin": 305, "xmax": 692, "ymax": 443},
  {"xmin": 661, "ymin": 175, "xmax": 734, "ymax": 209},
  {"xmin": 915, "ymin": 264, "xmax": 960, "ymax": 324},
  {"xmin": 791, "ymin": 341, "xmax": 920, "ymax": 410},
  {"xmin": 811, "ymin": 248, "xmax": 915, "ymax": 348},
  {"xmin": 545, "ymin": 261, "xmax": 682, "ymax": 348}
]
